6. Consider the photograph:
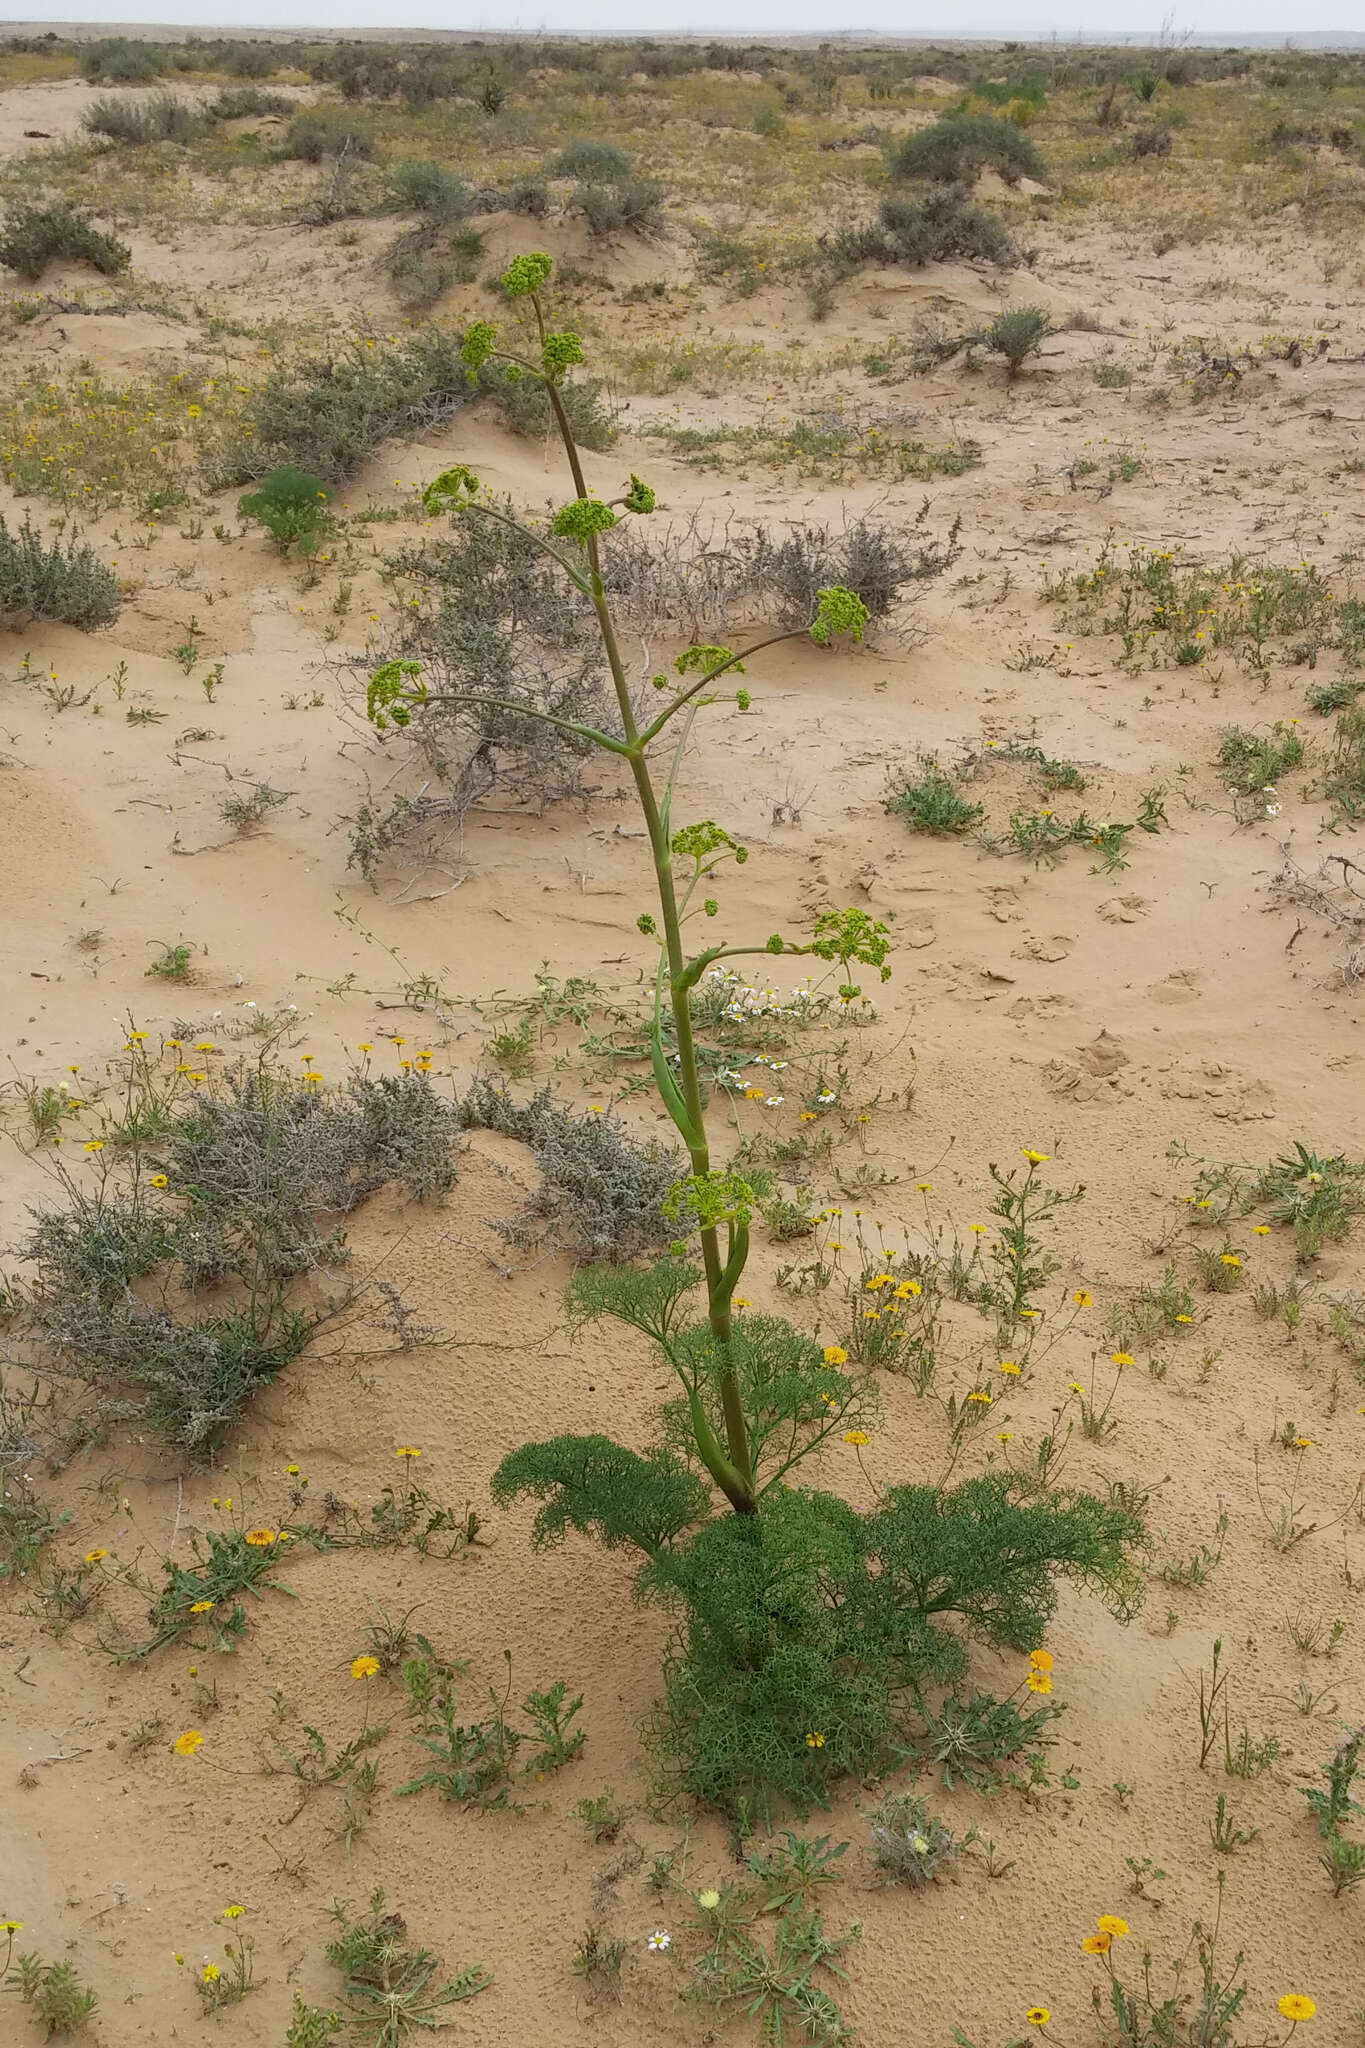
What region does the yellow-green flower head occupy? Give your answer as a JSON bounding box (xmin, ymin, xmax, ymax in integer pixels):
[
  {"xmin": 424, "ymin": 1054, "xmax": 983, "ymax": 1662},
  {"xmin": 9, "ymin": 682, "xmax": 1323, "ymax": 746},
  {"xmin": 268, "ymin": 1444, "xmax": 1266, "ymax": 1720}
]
[{"xmin": 501, "ymin": 251, "xmax": 553, "ymax": 296}]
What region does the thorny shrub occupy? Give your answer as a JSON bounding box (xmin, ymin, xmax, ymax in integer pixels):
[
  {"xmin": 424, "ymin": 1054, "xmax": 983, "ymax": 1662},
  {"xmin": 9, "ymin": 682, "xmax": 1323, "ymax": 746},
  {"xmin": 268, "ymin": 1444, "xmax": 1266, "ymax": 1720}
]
[
  {"xmin": 459, "ymin": 1079, "xmax": 677, "ymax": 1262},
  {"xmin": 20, "ymin": 1060, "xmax": 461, "ymax": 1454}
]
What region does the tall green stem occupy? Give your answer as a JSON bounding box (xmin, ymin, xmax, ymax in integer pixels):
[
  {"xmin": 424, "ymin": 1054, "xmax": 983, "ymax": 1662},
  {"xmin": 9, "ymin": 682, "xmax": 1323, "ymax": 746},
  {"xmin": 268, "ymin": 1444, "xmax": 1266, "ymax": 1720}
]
[{"xmin": 543, "ymin": 342, "xmax": 755, "ymax": 1513}]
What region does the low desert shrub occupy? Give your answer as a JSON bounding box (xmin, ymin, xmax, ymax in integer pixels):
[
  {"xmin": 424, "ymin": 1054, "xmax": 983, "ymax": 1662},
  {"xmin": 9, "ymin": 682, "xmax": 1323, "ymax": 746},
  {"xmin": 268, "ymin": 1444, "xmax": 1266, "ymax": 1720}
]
[
  {"xmin": 1131, "ymin": 123, "xmax": 1173, "ymax": 157},
  {"xmin": 85, "ymin": 92, "xmax": 199, "ymax": 144},
  {"xmin": 477, "ymin": 358, "xmax": 616, "ymax": 448},
  {"xmin": 549, "ymin": 139, "xmax": 633, "ymax": 181},
  {"xmin": 0, "ymin": 516, "xmax": 120, "ymax": 627},
  {"xmin": 231, "ymin": 328, "xmax": 473, "ymax": 485},
  {"xmin": 210, "ymin": 86, "xmax": 293, "ymax": 119},
  {"xmin": 220, "ymin": 40, "xmax": 279, "ymax": 78},
  {"xmin": 506, "ymin": 175, "xmax": 550, "ymax": 217},
  {"xmin": 283, "ymin": 109, "xmax": 376, "ymax": 162},
  {"xmin": 459, "ymin": 1080, "xmax": 677, "ymax": 1261},
  {"xmin": 0, "ymin": 203, "xmax": 130, "ymax": 282},
  {"xmin": 237, "ymin": 466, "xmax": 333, "ymax": 554},
  {"xmin": 891, "ymin": 113, "xmax": 1045, "ymax": 184},
  {"xmin": 23, "ymin": 1060, "xmax": 461, "ymax": 1453},
  {"xmin": 572, "ymin": 177, "xmax": 665, "ymax": 237},
  {"xmin": 984, "ymin": 305, "xmax": 1050, "ymax": 376},
  {"xmin": 388, "ymin": 158, "xmax": 473, "ymax": 219},
  {"xmin": 548, "ymin": 139, "xmax": 665, "ymax": 236},
  {"xmin": 878, "ymin": 188, "xmax": 1020, "ymax": 267},
  {"xmin": 386, "ymin": 222, "xmax": 485, "ymax": 309},
  {"xmin": 599, "ymin": 503, "xmax": 959, "ymax": 644},
  {"xmin": 80, "ymin": 36, "xmax": 167, "ymax": 82},
  {"xmin": 352, "ymin": 490, "xmax": 613, "ymax": 865}
]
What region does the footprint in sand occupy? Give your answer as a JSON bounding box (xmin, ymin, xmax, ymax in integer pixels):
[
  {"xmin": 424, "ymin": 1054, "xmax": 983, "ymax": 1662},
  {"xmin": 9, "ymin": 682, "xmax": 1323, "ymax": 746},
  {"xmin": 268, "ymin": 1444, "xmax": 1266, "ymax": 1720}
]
[
  {"xmin": 1012, "ymin": 933, "xmax": 1074, "ymax": 964},
  {"xmin": 1098, "ymin": 895, "xmax": 1149, "ymax": 923},
  {"xmin": 1148, "ymin": 967, "xmax": 1202, "ymax": 1003}
]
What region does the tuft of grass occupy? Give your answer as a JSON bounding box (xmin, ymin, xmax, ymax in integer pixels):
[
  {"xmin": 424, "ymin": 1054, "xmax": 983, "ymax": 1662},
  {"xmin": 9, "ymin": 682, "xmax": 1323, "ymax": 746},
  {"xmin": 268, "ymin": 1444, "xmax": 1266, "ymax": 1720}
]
[
  {"xmin": 1217, "ymin": 722, "xmax": 1305, "ymax": 793},
  {"xmin": 884, "ymin": 757, "xmax": 985, "ymax": 835},
  {"xmin": 146, "ymin": 941, "xmax": 196, "ymax": 983},
  {"xmin": 238, "ymin": 467, "xmax": 333, "ymax": 555},
  {"xmin": 1324, "ymin": 705, "xmax": 1365, "ymax": 824}
]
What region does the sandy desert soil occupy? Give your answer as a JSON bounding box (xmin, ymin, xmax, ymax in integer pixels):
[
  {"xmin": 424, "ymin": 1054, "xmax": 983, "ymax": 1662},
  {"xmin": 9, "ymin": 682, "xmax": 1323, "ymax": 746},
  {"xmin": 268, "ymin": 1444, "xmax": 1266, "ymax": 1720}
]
[{"xmin": 1, "ymin": 35, "xmax": 1364, "ymax": 2048}]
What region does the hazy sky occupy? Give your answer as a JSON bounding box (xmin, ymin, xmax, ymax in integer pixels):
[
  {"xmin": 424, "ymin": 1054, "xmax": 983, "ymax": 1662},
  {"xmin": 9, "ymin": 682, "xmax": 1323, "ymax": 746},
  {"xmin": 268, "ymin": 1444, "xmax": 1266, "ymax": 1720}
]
[{"xmin": 6, "ymin": 1, "xmax": 1357, "ymax": 35}]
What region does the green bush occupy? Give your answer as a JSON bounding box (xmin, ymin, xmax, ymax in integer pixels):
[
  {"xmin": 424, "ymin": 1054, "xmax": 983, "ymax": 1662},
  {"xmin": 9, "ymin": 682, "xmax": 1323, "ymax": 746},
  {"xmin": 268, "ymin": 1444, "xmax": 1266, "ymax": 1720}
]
[
  {"xmin": 984, "ymin": 305, "xmax": 1051, "ymax": 375},
  {"xmin": 878, "ymin": 188, "xmax": 1019, "ymax": 267},
  {"xmin": 0, "ymin": 516, "xmax": 120, "ymax": 628},
  {"xmin": 973, "ymin": 73, "xmax": 1047, "ymax": 108},
  {"xmin": 210, "ymin": 86, "xmax": 293, "ymax": 119},
  {"xmin": 85, "ymin": 92, "xmax": 199, "ymax": 144},
  {"xmin": 0, "ymin": 204, "xmax": 130, "ymax": 283},
  {"xmin": 506, "ymin": 175, "xmax": 550, "ymax": 217},
  {"xmin": 499, "ymin": 1407, "xmax": 1142, "ymax": 1818},
  {"xmin": 80, "ymin": 36, "xmax": 168, "ymax": 82},
  {"xmin": 237, "ymin": 466, "xmax": 334, "ymax": 554},
  {"xmin": 891, "ymin": 113, "xmax": 1046, "ymax": 184},
  {"xmin": 221, "ymin": 40, "xmax": 279, "ymax": 79},
  {"xmin": 283, "ymin": 109, "xmax": 377, "ymax": 161},
  {"xmin": 388, "ymin": 158, "xmax": 473, "ymax": 219},
  {"xmin": 572, "ymin": 176, "xmax": 665, "ymax": 237},
  {"xmin": 550, "ymin": 139, "xmax": 634, "ymax": 181},
  {"xmin": 885, "ymin": 757, "xmax": 984, "ymax": 834},
  {"xmin": 232, "ymin": 328, "xmax": 473, "ymax": 486}
]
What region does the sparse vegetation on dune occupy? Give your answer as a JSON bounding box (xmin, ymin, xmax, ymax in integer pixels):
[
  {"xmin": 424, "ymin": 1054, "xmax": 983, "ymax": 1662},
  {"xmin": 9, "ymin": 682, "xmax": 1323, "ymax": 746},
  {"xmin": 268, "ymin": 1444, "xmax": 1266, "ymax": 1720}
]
[{"xmin": 1, "ymin": 29, "xmax": 1364, "ymax": 2048}]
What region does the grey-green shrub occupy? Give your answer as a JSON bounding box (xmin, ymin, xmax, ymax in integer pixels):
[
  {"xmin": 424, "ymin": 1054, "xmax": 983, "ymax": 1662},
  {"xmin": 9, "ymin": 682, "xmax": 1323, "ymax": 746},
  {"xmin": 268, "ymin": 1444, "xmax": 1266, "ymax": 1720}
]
[
  {"xmin": 80, "ymin": 36, "xmax": 167, "ymax": 82},
  {"xmin": 388, "ymin": 158, "xmax": 473, "ymax": 219},
  {"xmin": 985, "ymin": 305, "xmax": 1050, "ymax": 375},
  {"xmin": 878, "ymin": 189, "xmax": 1019, "ymax": 267},
  {"xmin": 231, "ymin": 328, "xmax": 473, "ymax": 485},
  {"xmin": 210, "ymin": 86, "xmax": 293, "ymax": 119},
  {"xmin": 85, "ymin": 92, "xmax": 199, "ymax": 144},
  {"xmin": 572, "ymin": 177, "xmax": 664, "ymax": 237},
  {"xmin": 550, "ymin": 139, "xmax": 633, "ymax": 181},
  {"xmin": 24, "ymin": 1065, "xmax": 462, "ymax": 1453},
  {"xmin": 0, "ymin": 517, "xmax": 120, "ymax": 628},
  {"xmin": 283, "ymin": 109, "xmax": 376, "ymax": 161},
  {"xmin": 0, "ymin": 204, "xmax": 130, "ymax": 282},
  {"xmin": 460, "ymin": 1080, "xmax": 677, "ymax": 1261},
  {"xmin": 891, "ymin": 113, "xmax": 1045, "ymax": 184}
]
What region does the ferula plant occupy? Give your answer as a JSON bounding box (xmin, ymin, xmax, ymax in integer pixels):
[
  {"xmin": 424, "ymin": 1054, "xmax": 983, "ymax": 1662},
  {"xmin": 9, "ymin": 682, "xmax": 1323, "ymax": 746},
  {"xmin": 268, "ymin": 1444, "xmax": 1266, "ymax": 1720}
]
[{"xmin": 368, "ymin": 253, "xmax": 1144, "ymax": 1821}]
